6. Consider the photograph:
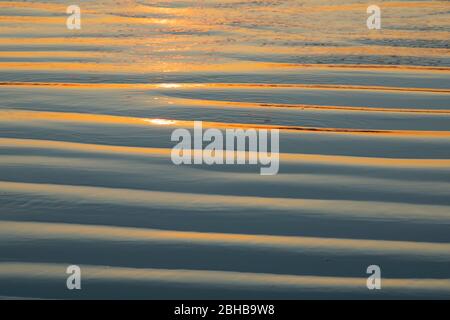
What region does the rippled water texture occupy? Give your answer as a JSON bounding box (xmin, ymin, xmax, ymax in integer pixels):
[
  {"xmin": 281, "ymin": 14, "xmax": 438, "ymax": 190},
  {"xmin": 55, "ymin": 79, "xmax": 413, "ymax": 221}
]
[{"xmin": 0, "ymin": 0, "xmax": 449, "ymax": 299}]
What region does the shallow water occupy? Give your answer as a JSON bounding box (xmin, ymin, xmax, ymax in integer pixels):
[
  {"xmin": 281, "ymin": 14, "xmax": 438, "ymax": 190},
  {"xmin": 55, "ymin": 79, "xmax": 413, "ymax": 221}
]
[{"xmin": 0, "ymin": 0, "xmax": 449, "ymax": 299}]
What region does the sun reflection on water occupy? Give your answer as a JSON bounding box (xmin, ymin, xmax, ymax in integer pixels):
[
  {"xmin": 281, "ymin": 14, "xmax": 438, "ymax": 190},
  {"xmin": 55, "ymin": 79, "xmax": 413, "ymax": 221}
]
[{"xmin": 144, "ymin": 118, "xmax": 177, "ymax": 125}]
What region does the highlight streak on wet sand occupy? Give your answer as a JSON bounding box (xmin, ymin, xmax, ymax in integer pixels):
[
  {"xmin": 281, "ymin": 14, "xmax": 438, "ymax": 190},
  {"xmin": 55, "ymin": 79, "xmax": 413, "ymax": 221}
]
[
  {"xmin": 2, "ymin": 221, "xmax": 450, "ymax": 259},
  {"xmin": 1, "ymin": 81, "xmax": 449, "ymax": 93},
  {"xmin": 0, "ymin": 0, "xmax": 449, "ymax": 299},
  {"xmin": 1, "ymin": 180, "xmax": 450, "ymax": 223},
  {"xmin": 1, "ymin": 262, "xmax": 450, "ymax": 291},
  {"xmin": 1, "ymin": 109, "xmax": 449, "ymax": 137},
  {"xmin": 0, "ymin": 263, "xmax": 449, "ymax": 299},
  {"xmin": 1, "ymin": 138, "xmax": 450, "ymax": 168}
]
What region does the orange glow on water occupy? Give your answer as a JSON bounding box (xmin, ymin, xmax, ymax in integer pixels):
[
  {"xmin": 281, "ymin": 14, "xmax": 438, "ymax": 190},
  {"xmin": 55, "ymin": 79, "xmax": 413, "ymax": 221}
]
[{"xmin": 145, "ymin": 118, "xmax": 177, "ymax": 125}]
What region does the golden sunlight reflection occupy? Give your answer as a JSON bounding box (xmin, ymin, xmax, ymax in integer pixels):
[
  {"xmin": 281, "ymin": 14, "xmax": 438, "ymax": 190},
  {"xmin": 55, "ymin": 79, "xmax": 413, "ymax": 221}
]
[
  {"xmin": 144, "ymin": 118, "xmax": 177, "ymax": 125},
  {"xmin": 158, "ymin": 83, "xmax": 183, "ymax": 89},
  {"xmin": 1, "ymin": 0, "xmax": 450, "ymax": 300}
]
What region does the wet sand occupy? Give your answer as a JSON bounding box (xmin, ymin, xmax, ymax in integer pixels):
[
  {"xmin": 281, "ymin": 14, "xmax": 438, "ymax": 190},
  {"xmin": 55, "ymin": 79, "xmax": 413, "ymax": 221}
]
[{"xmin": 0, "ymin": 0, "xmax": 449, "ymax": 299}]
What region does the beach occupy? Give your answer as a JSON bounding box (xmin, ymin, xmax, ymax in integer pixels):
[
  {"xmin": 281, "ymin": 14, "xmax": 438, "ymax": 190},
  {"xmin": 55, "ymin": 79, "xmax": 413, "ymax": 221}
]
[{"xmin": 0, "ymin": 0, "xmax": 449, "ymax": 299}]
